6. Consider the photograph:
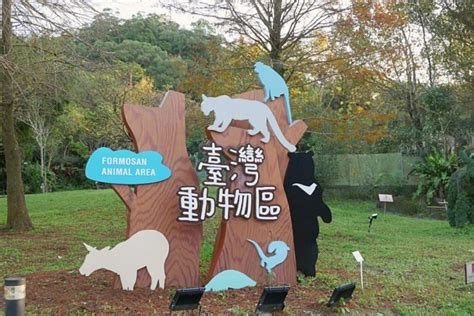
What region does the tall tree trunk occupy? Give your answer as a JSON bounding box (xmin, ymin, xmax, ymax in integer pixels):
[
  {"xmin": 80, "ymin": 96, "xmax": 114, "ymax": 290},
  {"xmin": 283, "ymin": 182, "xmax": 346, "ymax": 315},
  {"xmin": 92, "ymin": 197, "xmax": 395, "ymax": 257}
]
[
  {"xmin": 40, "ymin": 144, "xmax": 47, "ymax": 193},
  {"xmin": 401, "ymin": 28, "xmax": 424, "ymax": 153},
  {"xmin": 417, "ymin": 7, "xmax": 435, "ymax": 87},
  {"xmin": 270, "ymin": 0, "xmax": 285, "ymax": 75},
  {"xmin": 2, "ymin": 0, "xmax": 33, "ymax": 230}
]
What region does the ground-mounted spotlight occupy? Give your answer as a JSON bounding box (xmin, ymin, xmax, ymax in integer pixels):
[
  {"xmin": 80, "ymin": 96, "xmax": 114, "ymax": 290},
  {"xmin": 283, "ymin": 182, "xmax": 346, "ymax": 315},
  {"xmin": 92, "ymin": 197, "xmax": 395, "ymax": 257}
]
[
  {"xmin": 368, "ymin": 213, "xmax": 378, "ymax": 232},
  {"xmin": 255, "ymin": 286, "xmax": 290, "ymax": 315},
  {"xmin": 169, "ymin": 287, "xmax": 205, "ymax": 315},
  {"xmin": 326, "ymin": 282, "xmax": 356, "ymax": 307}
]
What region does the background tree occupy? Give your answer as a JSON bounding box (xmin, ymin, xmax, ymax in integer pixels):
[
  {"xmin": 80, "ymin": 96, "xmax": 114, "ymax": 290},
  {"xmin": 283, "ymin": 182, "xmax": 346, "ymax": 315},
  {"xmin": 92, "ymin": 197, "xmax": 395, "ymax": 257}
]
[
  {"xmin": 162, "ymin": 0, "xmax": 344, "ymax": 76},
  {"xmin": 1, "ymin": 1, "xmax": 472, "ymax": 216},
  {"xmin": 1, "ymin": 0, "xmax": 32, "ymax": 229},
  {"xmin": 330, "ymin": 0, "xmax": 472, "ymax": 156},
  {"xmin": 18, "ymin": 100, "xmax": 55, "ymax": 193},
  {"xmin": 1, "ymin": 0, "xmax": 95, "ymax": 230},
  {"xmin": 432, "ymin": 0, "xmax": 473, "ymax": 83}
]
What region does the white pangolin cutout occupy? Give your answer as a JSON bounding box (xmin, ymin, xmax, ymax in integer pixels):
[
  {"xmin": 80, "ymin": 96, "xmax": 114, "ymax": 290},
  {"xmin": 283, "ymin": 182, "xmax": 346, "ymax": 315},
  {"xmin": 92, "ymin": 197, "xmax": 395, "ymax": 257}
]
[
  {"xmin": 200, "ymin": 94, "xmax": 296, "ymax": 152},
  {"xmin": 292, "ymin": 183, "xmax": 317, "ymax": 195}
]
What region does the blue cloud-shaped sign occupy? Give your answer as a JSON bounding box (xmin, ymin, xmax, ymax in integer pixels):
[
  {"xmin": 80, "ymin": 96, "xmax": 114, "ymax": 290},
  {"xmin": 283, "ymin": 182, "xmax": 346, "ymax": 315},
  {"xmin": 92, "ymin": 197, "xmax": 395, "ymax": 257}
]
[{"xmin": 85, "ymin": 147, "xmax": 171, "ymax": 185}]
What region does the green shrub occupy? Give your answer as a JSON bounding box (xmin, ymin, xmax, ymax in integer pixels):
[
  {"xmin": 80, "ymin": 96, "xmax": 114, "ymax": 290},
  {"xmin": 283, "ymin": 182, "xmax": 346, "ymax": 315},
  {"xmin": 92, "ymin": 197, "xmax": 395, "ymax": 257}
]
[
  {"xmin": 447, "ymin": 150, "xmax": 474, "ymax": 227},
  {"xmin": 21, "ymin": 162, "xmax": 57, "ymax": 193},
  {"xmin": 22, "ymin": 162, "xmax": 42, "ymax": 193},
  {"xmin": 409, "ymin": 150, "xmax": 459, "ymax": 203}
]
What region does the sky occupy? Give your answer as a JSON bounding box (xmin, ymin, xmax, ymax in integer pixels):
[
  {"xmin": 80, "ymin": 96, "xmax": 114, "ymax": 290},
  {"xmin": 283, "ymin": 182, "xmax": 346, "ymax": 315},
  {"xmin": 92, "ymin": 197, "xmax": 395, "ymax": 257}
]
[{"xmin": 91, "ymin": 0, "xmax": 199, "ymax": 28}]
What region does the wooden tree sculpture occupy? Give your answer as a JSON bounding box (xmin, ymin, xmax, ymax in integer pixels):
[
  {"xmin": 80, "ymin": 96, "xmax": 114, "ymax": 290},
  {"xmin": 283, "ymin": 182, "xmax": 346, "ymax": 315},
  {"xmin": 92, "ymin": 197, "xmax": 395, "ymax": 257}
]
[
  {"xmin": 112, "ymin": 91, "xmax": 202, "ymax": 288},
  {"xmin": 206, "ymin": 90, "xmax": 307, "ymax": 285}
]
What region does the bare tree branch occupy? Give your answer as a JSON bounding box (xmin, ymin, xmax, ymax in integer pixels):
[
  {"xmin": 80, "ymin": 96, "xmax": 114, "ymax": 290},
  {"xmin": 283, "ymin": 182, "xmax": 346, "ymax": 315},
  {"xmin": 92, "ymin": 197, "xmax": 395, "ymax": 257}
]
[{"xmin": 160, "ymin": 0, "xmax": 348, "ymax": 75}]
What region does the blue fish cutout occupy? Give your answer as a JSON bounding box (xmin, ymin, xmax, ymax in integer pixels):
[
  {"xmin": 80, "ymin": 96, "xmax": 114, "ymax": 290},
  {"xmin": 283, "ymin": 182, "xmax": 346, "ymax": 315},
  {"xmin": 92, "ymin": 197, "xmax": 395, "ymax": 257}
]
[
  {"xmin": 247, "ymin": 239, "xmax": 290, "ymax": 273},
  {"xmin": 85, "ymin": 147, "xmax": 171, "ymax": 185},
  {"xmin": 205, "ymin": 270, "xmax": 257, "ymax": 292},
  {"xmin": 254, "ymin": 62, "xmax": 292, "ymax": 124}
]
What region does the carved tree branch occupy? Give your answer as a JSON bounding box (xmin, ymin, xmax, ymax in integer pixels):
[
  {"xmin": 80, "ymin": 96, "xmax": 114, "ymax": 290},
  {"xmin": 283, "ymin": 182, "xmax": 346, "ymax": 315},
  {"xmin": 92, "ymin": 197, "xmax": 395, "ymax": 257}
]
[
  {"xmin": 111, "ymin": 184, "xmax": 136, "ymax": 209},
  {"xmin": 206, "ymin": 89, "xmax": 307, "ymax": 285},
  {"xmin": 112, "ymin": 91, "xmax": 202, "ymax": 289}
]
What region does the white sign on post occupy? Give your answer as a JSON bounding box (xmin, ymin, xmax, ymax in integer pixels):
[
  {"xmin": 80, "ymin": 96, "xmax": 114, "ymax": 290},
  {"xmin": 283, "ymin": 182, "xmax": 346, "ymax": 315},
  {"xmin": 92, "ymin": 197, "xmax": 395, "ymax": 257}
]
[
  {"xmin": 378, "ymin": 194, "xmax": 393, "ymax": 214},
  {"xmin": 352, "ymin": 251, "xmax": 364, "ymax": 289},
  {"xmin": 378, "ymin": 194, "xmax": 393, "ymax": 202},
  {"xmin": 352, "ymin": 251, "xmax": 364, "ymax": 263},
  {"xmin": 465, "ymin": 261, "xmax": 474, "ymax": 284}
]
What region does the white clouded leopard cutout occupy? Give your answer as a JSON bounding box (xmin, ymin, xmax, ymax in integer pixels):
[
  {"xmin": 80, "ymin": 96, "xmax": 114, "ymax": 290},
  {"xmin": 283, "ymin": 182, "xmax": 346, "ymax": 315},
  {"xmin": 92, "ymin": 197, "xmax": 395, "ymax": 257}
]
[
  {"xmin": 79, "ymin": 230, "xmax": 169, "ymax": 291},
  {"xmin": 201, "ymin": 94, "xmax": 296, "ymax": 152}
]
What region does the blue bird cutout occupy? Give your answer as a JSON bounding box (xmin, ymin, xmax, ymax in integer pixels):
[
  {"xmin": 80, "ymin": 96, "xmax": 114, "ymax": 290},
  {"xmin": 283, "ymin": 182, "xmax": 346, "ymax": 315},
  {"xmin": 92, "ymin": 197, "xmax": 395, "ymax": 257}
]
[{"xmin": 247, "ymin": 239, "xmax": 290, "ymax": 273}]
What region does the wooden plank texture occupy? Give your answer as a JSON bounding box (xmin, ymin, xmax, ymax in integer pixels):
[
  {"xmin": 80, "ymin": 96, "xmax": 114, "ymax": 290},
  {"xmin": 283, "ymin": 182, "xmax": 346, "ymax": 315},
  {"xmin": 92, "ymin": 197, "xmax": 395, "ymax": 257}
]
[
  {"xmin": 112, "ymin": 91, "xmax": 202, "ymax": 289},
  {"xmin": 206, "ymin": 90, "xmax": 307, "ymax": 285}
]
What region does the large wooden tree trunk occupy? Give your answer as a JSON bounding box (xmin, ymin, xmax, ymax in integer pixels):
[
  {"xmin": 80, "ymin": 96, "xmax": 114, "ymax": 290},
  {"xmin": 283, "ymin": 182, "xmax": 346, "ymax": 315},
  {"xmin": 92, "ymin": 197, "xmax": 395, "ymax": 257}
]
[
  {"xmin": 206, "ymin": 90, "xmax": 307, "ymax": 285},
  {"xmin": 2, "ymin": 0, "xmax": 33, "ymax": 230},
  {"xmin": 112, "ymin": 91, "xmax": 202, "ymax": 288}
]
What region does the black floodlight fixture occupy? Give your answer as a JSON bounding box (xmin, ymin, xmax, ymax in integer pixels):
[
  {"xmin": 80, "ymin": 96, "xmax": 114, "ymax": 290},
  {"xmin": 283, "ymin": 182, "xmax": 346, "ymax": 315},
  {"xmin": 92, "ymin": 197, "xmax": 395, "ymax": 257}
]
[
  {"xmin": 169, "ymin": 287, "xmax": 205, "ymax": 315},
  {"xmin": 255, "ymin": 286, "xmax": 290, "ymax": 314},
  {"xmin": 326, "ymin": 282, "xmax": 356, "ymax": 307},
  {"xmin": 368, "ymin": 213, "xmax": 378, "ymax": 232}
]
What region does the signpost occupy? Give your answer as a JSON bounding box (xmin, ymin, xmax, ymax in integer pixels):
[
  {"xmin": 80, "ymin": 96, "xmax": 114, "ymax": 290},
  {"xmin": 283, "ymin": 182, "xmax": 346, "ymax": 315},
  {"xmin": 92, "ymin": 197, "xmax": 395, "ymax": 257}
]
[
  {"xmin": 352, "ymin": 251, "xmax": 364, "ymax": 289},
  {"xmin": 378, "ymin": 194, "xmax": 393, "ymax": 214},
  {"xmin": 108, "ymin": 92, "xmax": 204, "ymax": 289},
  {"xmin": 465, "ymin": 261, "xmax": 474, "ymax": 285},
  {"xmin": 85, "ymin": 148, "xmax": 171, "ymax": 185},
  {"xmin": 81, "ymin": 62, "xmax": 311, "ymax": 291},
  {"xmin": 204, "ymin": 89, "xmax": 306, "ymax": 286}
]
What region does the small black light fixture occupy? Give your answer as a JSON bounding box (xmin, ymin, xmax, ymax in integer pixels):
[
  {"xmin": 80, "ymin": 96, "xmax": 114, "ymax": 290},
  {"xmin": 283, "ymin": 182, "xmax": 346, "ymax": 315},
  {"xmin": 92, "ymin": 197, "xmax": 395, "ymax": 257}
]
[
  {"xmin": 326, "ymin": 282, "xmax": 356, "ymax": 307},
  {"xmin": 169, "ymin": 287, "xmax": 205, "ymax": 315},
  {"xmin": 368, "ymin": 213, "xmax": 378, "ymax": 232},
  {"xmin": 255, "ymin": 286, "xmax": 290, "ymax": 315}
]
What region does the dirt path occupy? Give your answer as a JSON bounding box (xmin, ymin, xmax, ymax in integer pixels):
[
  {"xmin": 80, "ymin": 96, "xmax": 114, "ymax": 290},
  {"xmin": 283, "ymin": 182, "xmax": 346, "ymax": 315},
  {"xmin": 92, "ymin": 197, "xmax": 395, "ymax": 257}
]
[{"xmin": 0, "ymin": 270, "xmax": 378, "ymax": 314}]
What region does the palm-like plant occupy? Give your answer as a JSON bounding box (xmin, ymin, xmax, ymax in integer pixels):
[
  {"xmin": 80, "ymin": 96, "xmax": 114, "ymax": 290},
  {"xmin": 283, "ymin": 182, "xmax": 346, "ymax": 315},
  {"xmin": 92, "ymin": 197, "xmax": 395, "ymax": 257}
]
[{"xmin": 409, "ymin": 150, "xmax": 459, "ymax": 203}]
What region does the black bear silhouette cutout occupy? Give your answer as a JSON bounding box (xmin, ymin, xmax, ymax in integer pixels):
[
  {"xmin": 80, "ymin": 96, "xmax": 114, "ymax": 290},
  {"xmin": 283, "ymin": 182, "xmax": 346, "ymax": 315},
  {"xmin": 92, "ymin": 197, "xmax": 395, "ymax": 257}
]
[{"xmin": 284, "ymin": 151, "xmax": 332, "ymax": 277}]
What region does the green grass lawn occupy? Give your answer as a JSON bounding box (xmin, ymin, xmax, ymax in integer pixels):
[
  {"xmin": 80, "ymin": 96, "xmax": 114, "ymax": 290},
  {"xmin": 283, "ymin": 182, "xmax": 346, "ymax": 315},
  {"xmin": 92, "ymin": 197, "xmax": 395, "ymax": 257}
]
[{"xmin": 1, "ymin": 189, "xmax": 473, "ymax": 314}]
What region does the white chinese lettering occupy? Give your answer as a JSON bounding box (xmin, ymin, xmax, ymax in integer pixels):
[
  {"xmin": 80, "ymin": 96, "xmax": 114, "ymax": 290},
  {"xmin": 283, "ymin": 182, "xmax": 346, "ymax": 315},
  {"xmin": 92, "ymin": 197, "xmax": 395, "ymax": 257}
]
[
  {"xmin": 178, "ymin": 187, "xmax": 200, "ymax": 222},
  {"xmin": 255, "ymin": 186, "xmax": 280, "ymax": 220}
]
